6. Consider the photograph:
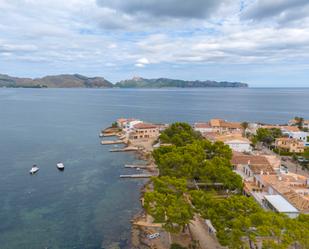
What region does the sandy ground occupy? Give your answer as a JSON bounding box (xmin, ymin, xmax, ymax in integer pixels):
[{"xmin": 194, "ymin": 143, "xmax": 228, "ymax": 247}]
[{"xmin": 189, "ymin": 215, "xmax": 224, "ymax": 249}]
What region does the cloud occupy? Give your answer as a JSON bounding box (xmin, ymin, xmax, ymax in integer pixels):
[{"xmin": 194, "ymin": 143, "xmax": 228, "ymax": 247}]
[
  {"xmin": 134, "ymin": 58, "xmax": 150, "ymax": 67},
  {"xmin": 96, "ymin": 0, "xmax": 229, "ymax": 19},
  {"xmin": 0, "ymin": 0, "xmax": 309, "ymax": 86},
  {"xmin": 134, "ymin": 63, "xmax": 145, "ymax": 68},
  {"xmin": 242, "ymin": 0, "xmax": 309, "ymax": 22}
]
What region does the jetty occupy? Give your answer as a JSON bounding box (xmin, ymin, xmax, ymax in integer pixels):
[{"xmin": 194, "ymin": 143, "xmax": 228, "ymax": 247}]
[
  {"xmin": 125, "ymin": 164, "xmax": 154, "ymax": 169},
  {"xmin": 120, "ymin": 174, "xmax": 153, "ymax": 178},
  {"xmin": 101, "ymin": 133, "xmax": 119, "ymax": 137},
  {"xmin": 101, "ymin": 140, "xmax": 125, "ymax": 145},
  {"xmin": 109, "ymin": 146, "xmax": 139, "ymax": 152}
]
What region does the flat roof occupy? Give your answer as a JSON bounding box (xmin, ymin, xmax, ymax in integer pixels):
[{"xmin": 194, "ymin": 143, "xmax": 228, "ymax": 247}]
[{"xmin": 264, "ymin": 195, "xmax": 299, "ymax": 213}]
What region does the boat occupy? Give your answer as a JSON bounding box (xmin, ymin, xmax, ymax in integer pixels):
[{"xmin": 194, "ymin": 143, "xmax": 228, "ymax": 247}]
[
  {"xmin": 29, "ymin": 165, "xmax": 39, "ymax": 174},
  {"xmin": 57, "ymin": 162, "xmax": 64, "ymax": 170}
]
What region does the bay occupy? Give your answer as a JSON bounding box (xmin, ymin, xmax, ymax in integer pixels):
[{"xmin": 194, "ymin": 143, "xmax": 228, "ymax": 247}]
[{"xmin": 0, "ymin": 88, "xmax": 308, "ymax": 249}]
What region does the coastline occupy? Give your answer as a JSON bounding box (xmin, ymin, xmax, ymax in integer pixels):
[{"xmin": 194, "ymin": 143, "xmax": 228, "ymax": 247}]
[{"xmin": 100, "ymin": 126, "xmax": 160, "ymax": 249}]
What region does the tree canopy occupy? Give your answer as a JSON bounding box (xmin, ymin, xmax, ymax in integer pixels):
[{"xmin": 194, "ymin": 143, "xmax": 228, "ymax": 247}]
[
  {"xmin": 159, "ymin": 122, "xmax": 202, "ymax": 146},
  {"xmin": 253, "ymin": 127, "xmax": 282, "ymax": 146},
  {"xmin": 144, "ymin": 122, "xmax": 309, "ymax": 249}
]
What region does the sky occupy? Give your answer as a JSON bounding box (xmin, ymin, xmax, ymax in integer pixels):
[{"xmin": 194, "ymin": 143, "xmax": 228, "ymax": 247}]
[{"xmin": 0, "ymin": 0, "xmax": 309, "ymax": 87}]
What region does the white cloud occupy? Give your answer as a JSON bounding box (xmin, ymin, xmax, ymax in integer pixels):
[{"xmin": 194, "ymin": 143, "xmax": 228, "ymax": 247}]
[
  {"xmin": 0, "ymin": 0, "xmax": 309, "ymax": 85},
  {"xmin": 134, "ymin": 63, "xmax": 145, "ymax": 68}
]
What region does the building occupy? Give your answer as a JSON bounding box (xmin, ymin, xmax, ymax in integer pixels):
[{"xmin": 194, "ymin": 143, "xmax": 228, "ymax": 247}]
[
  {"xmin": 264, "ymin": 195, "xmax": 299, "ymax": 218},
  {"xmin": 193, "ymin": 122, "xmax": 213, "ymax": 133},
  {"xmin": 209, "ymin": 119, "xmax": 243, "ymax": 134},
  {"xmin": 281, "ymin": 126, "xmax": 308, "ymax": 144},
  {"xmin": 232, "ymin": 154, "xmax": 276, "ymax": 179},
  {"xmin": 215, "ymin": 135, "xmax": 252, "ymax": 152},
  {"xmin": 129, "ymin": 123, "xmax": 160, "ymax": 141},
  {"xmin": 288, "ymin": 119, "xmax": 309, "ymax": 129},
  {"xmin": 256, "ymin": 174, "xmax": 309, "ymax": 214},
  {"xmin": 275, "ymin": 137, "xmax": 305, "ymax": 153},
  {"xmin": 116, "ymin": 118, "xmax": 143, "ymax": 131}
]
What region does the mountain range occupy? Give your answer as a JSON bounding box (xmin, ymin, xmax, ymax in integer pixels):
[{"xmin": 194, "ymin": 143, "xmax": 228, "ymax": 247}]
[
  {"xmin": 115, "ymin": 76, "xmax": 248, "ymax": 88},
  {"xmin": 0, "ymin": 74, "xmax": 248, "ymax": 88},
  {"xmin": 0, "ymin": 74, "xmax": 113, "ymax": 88}
]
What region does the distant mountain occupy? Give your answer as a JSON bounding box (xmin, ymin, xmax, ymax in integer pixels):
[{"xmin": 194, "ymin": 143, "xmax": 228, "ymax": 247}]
[
  {"xmin": 0, "ymin": 74, "xmax": 113, "ymax": 88},
  {"xmin": 115, "ymin": 77, "xmax": 248, "ymax": 88},
  {"xmin": 0, "ymin": 74, "xmax": 249, "ymax": 88}
]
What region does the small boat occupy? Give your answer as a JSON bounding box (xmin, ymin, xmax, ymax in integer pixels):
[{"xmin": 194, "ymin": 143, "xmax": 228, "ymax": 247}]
[
  {"xmin": 57, "ymin": 162, "xmax": 64, "ymax": 170},
  {"xmin": 30, "ymin": 165, "xmax": 39, "ymax": 174}
]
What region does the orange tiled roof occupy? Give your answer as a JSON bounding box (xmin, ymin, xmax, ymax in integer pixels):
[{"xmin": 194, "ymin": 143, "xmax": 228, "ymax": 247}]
[
  {"xmin": 133, "ymin": 123, "xmax": 158, "ymax": 129},
  {"xmin": 248, "ymin": 164, "xmax": 276, "ymax": 175},
  {"xmin": 231, "ymin": 154, "xmax": 270, "ymax": 165},
  {"xmin": 194, "ymin": 122, "xmax": 211, "ymax": 128},
  {"xmin": 281, "ymin": 126, "xmax": 300, "ymax": 132},
  {"xmin": 261, "ymin": 174, "xmax": 309, "ymax": 212},
  {"xmin": 210, "ymin": 119, "xmax": 242, "ymax": 129}
]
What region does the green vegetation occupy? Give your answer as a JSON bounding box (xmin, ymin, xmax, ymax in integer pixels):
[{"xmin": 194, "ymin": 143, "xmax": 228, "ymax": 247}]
[
  {"xmin": 294, "ymin": 116, "xmax": 304, "ymax": 130},
  {"xmin": 191, "ymin": 191, "xmax": 309, "ymax": 249},
  {"xmin": 252, "ymin": 127, "xmax": 282, "ymax": 146},
  {"xmin": 304, "ymin": 147, "xmax": 309, "ymax": 159},
  {"xmin": 144, "ymin": 176, "xmax": 194, "ymax": 233},
  {"xmin": 111, "ymin": 122, "xmax": 118, "ymax": 128},
  {"xmin": 115, "ymin": 77, "xmax": 249, "ymax": 88},
  {"xmin": 241, "ymin": 121, "xmax": 249, "ymax": 136},
  {"xmin": 143, "ymin": 122, "xmax": 309, "ymax": 249},
  {"xmin": 159, "ymin": 122, "xmax": 202, "ymax": 146}
]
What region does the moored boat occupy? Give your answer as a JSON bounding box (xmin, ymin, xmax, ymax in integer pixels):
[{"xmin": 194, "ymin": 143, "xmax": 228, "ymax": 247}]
[
  {"xmin": 30, "ymin": 165, "xmax": 39, "ymax": 174},
  {"xmin": 57, "ymin": 162, "xmax": 64, "ymax": 170}
]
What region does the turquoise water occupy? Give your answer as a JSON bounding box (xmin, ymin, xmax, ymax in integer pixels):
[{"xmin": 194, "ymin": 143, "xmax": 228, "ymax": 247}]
[{"xmin": 0, "ymin": 88, "xmax": 309, "ymax": 249}]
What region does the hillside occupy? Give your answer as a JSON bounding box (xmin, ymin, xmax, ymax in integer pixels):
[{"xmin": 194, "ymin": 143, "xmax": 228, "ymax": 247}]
[
  {"xmin": 0, "ymin": 74, "xmax": 249, "ymax": 88},
  {"xmin": 115, "ymin": 77, "xmax": 248, "ymax": 88},
  {"xmin": 0, "ymin": 74, "xmax": 113, "ymax": 88}
]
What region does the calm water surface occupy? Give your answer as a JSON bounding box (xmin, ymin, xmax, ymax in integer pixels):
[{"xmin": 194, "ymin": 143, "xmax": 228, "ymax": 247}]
[{"xmin": 0, "ymin": 88, "xmax": 309, "ymax": 249}]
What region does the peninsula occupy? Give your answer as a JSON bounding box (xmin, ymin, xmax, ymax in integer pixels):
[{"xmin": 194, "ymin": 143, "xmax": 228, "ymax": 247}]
[
  {"xmin": 0, "ymin": 74, "xmax": 248, "ymax": 88},
  {"xmin": 101, "ymin": 117, "xmax": 309, "ymax": 249}
]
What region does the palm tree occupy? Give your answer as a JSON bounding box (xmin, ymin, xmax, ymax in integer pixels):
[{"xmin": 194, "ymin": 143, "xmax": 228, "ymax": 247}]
[{"xmin": 241, "ymin": 122, "xmax": 249, "ymax": 137}]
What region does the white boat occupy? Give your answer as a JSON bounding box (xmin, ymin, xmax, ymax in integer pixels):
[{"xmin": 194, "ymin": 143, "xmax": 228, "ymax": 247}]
[
  {"xmin": 57, "ymin": 162, "xmax": 64, "ymax": 170},
  {"xmin": 30, "ymin": 165, "xmax": 39, "ymax": 174}
]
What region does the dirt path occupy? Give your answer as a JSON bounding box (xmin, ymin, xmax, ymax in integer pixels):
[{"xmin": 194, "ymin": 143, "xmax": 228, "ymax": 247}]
[{"xmin": 189, "ymin": 215, "xmax": 224, "ymax": 249}]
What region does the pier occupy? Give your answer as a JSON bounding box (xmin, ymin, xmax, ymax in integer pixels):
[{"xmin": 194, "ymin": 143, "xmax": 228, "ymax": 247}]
[
  {"xmin": 109, "ymin": 146, "xmax": 139, "ymax": 152},
  {"xmin": 101, "ymin": 140, "xmax": 125, "ymax": 145},
  {"xmin": 120, "ymin": 174, "xmax": 153, "ymax": 178},
  {"xmin": 125, "ymin": 164, "xmax": 154, "ymax": 169},
  {"xmin": 101, "ymin": 133, "xmax": 119, "ymax": 137}
]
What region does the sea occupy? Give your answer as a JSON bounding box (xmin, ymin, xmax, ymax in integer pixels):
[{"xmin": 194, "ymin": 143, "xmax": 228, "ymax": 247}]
[{"xmin": 0, "ymin": 87, "xmax": 308, "ymax": 249}]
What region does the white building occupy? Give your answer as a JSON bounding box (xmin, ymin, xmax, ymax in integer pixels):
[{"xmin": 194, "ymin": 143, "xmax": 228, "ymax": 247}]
[
  {"xmin": 124, "ymin": 120, "xmax": 143, "ymax": 133},
  {"xmin": 224, "ymin": 139, "xmax": 252, "ymax": 153},
  {"xmin": 282, "ymin": 130, "xmax": 308, "ymax": 145},
  {"xmin": 264, "ymin": 195, "xmax": 299, "ymax": 218},
  {"xmin": 193, "ymin": 123, "xmax": 213, "ymax": 133}
]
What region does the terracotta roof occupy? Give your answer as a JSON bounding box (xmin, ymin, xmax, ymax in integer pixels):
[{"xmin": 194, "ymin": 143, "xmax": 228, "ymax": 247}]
[
  {"xmin": 261, "ymin": 174, "xmax": 309, "ymax": 212},
  {"xmin": 210, "ymin": 119, "xmax": 221, "ymax": 127},
  {"xmin": 216, "ymin": 134, "xmax": 250, "ymax": 143},
  {"xmin": 210, "ymin": 119, "xmax": 242, "ymax": 129},
  {"xmin": 117, "ymin": 118, "xmax": 127, "ymax": 123},
  {"xmin": 281, "ymin": 126, "xmax": 300, "ymax": 132},
  {"xmin": 133, "ymin": 123, "xmax": 158, "ymax": 129},
  {"xmin": 231, "ymin": 154, "xmax": 270, "ymax": 165},
  {"xmin": 248, "ymin": 164, "xmax": 276, "ymax": 175},
  {"xmin": 194, "ymin": 122, "xmax": 211, "ymax": 128}
]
